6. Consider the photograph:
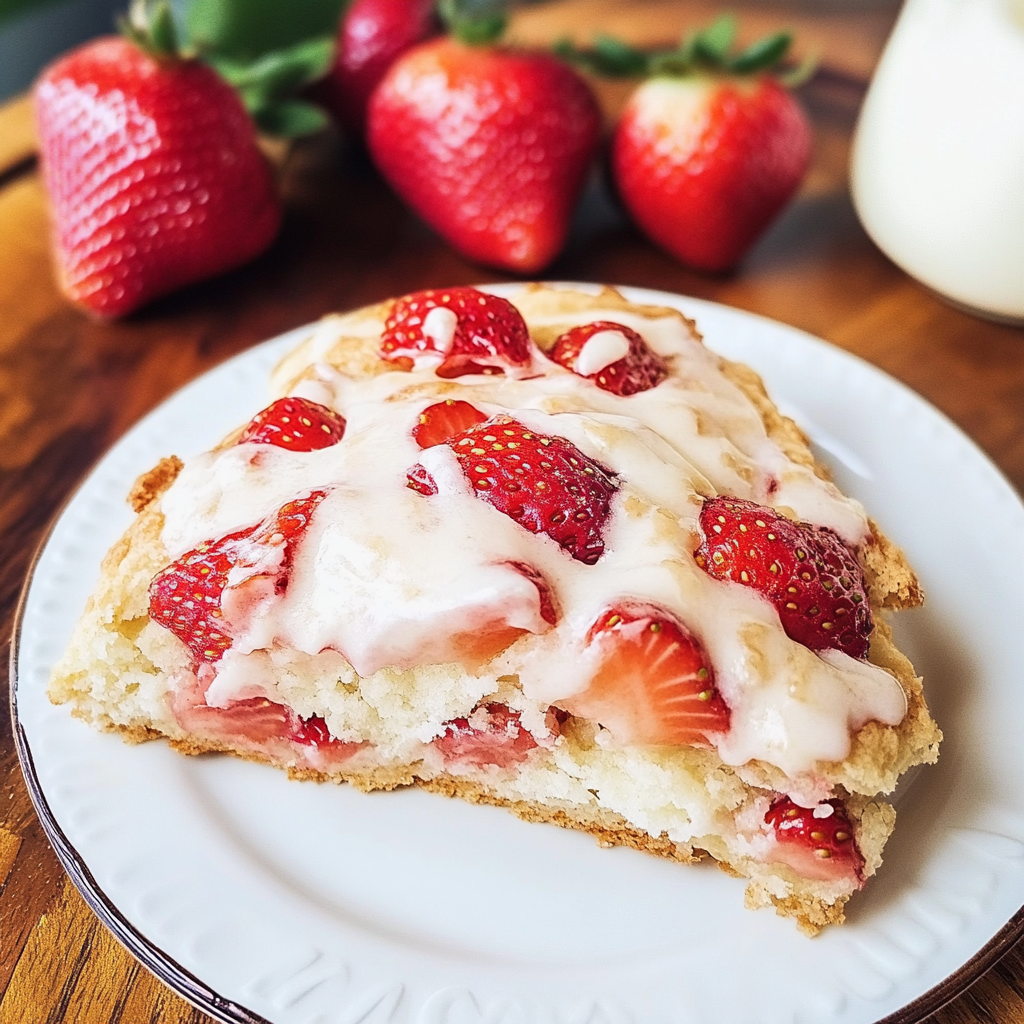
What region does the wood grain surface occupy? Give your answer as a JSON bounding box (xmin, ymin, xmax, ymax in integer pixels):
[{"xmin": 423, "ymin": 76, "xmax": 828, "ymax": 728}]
[{"xmin": 3, "ymin": 2, "xmax": 1024, "ymax": 1021}]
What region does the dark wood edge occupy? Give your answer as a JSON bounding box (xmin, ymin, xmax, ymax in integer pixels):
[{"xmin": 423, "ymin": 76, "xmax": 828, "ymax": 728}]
[{"xmin": 7, "ymin": 485, "xmax": 271, "ymax": 1024}]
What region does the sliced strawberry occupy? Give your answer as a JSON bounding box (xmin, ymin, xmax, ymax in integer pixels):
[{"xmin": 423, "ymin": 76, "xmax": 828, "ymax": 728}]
[
  {"xmin": 694, "ymin": 497, "xmax": 872, "ymax": 658},
  {"xmin": 380, "ymin": 287, "xmax": 533, "ymax": 377},
  {"xmin": 238, "ymin": 397, "xmax": 346, "ymax": 452},
  {"xmin": 764, "ymin": 796, "xmax": 865, "ymax": 885},
  {"xmin": 170, "ymin": 680, "xmax": 362, "ymax": 762},
  {"xmin": 407, "ymin": 417, "xmax": 617, "ymax": 564},
  {"xmin": 550, "ymin": 321, "xmax": 668, "ymax": 396},
  {"xmin": 290, "ymin": 713, "xmax": 359, "ymax": 755},
  {"xmin": 433, "ymin": 703, "xmax": 538, "ymax": 768},
  {"xmin": 412, "ymin": 399, "xmax": 488, "ymax": 448},
  {"xmin": 560, "ymin": 604, "xmax": 730, "ymax": 746},
  {"xmin": 149, "ymin": 535, "xmax": 241, "ymax": 662},
  {"xmin": 149, "ymin": 491, "xmax": 328, "ymax": 662}
]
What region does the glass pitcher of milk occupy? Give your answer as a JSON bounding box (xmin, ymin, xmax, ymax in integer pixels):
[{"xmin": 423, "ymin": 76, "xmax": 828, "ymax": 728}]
[{"xmin": 851, "ymin": 0, "xmax": 1024, "ymax": 324}]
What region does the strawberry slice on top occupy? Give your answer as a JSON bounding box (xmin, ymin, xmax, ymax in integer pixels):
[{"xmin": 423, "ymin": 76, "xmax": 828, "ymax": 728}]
[
  {"xmin": 560, "ymin": 603, "xmax": 730, "ymax": 746},
  {"xmin": 412, "ymin": 399, "xmax": 488, "ymax": 449},
  {"xmin": 407, "ymin": 417, "xmax": 617, "ymax": 565},
  {"xmin": 238, "ymin": 397, "xmax": 346, "ymax": 451},
  {"xmin": 764, "ymin": 796, "xmax": 865, "ymax": 885},
  {"xmin": 550, "ymin": 321, "xmax": 668, "ymax": 396},
  {"xmin": 149, "ymin": 490, "xmax": 328, "ymax": 662},
  {"xmin": 694, "ymin": 497, "xmax": 873, "ymax": 659},
  {"xmin": 380, "ymin": 287, "xmax": 533, "ymax": 377}
]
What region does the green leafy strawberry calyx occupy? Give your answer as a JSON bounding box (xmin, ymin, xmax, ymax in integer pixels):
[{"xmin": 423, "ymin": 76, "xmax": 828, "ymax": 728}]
[
  {"xmin": 118, "ymin": 0, "xmax": 192, "ymax": 59},
  {"xmin": 437, "ymin": 0, "xmax": 508, "ymax": 46},
  {"xmin": 209, "ymin": 36, "xmax": 336, "ymax": 137},
  {"xmin": 554, "ymin": 14, "xmax": 816, "ymax": 86},
  {"xmin": 117, "ymin": 0, "xmax": 335, "ymax": 137}
]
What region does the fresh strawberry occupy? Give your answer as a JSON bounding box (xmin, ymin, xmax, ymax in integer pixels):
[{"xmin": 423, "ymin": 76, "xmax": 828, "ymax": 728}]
[
  {"xmin": 367, "ymin": 37, "xmax": 601, "ymax": 272},
  {"xmin": 149, "ymin": 491, "xmax": 327, "ymax": 662},
  {"xmin": 239, "ymin": 397, "xmax": 347, "ymax": 451},
  {"xmin": 764, "ymin": 796, "xmax": 864, "ymax": 885},
  {"xmin": 170, "ymin": 680, "xmax": 363, "ymax": 760},
  {"xmin": 381, "ymin": 286, "xmax": 533, "ymax": 376},
  {"xmin": 34, "ymin": 31, "xmax": 280, "ymax": 318},
  {"xmin": 407, "ymin": 417, "xmax": 617, "ymax": 564},
  {"xmin": 549, "ymin": 321, "xmax": 668, "ymax": 396},
  {"xmin": 556, "ymin": 18, "xmax": 811, "ymax": 272},
  {"xmin": 694, "ymin": 496, "xmax": 872, "ymax": 658},
  {"xmin": 291, "ymin": 713, "xmax": 354, "ymax": 752},
  {"xmin": 413, "ymin": 399, "xmax": 489, "ymax": 448},
  {"xmin": 328, "ymin": 0, "xmax": 439, "ymax": 132},
  {"xmin": 150, "ymin": 531, "xmax": 240, "ymax": 662},
  {"xmin": 433, "ymin": 703, "xmax": 538, "ymax": 768},
  {"xmin": 559, "ymin": 604, "xmax": 730, "ymax": 746}
]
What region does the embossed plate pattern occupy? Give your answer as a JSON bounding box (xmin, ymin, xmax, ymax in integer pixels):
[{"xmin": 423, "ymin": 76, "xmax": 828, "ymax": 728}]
[{"xmin": 12, "ymin": 285, "xmax": 1024, "ymax": 1024}]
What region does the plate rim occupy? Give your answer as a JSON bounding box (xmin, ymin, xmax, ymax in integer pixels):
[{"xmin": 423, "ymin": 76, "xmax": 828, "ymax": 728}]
[{"xmin": 9, "ymin": 284, "xmax": 1024, "ymax": 1024}]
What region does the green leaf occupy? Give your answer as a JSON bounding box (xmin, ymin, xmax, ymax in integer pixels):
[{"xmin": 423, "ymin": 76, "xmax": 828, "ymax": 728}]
[
  {"xmin": 779, "ymin": 49, "xmax": 819, "ymax": 88},
  {"xmin": 437, "ymin": 0, "xmax": 507, "ymax": 46},
  {"xmin": 211, "ymin": 35, "xmax": 334, "ymax": 93},
  {"xmin": 118, "ymin": 0, "xmax": 185, "ymax": 58},
  {"xmin": 648, "ymin": 49, "xmax": 692, "ymax": 77},
  {"xmin": 186, "ymin": 0, "xmax": 346, "ymax": 62},
  {"xmin": 692, "ymin": 13, "xmax": 735, "ymax": 63},
  {"xmin": 592, "ymin": 34, "xmax": 649, "ymax": 77},
  {"xmin": 728, "ymin": 31, "xmax": 792, "ymax": 74},
  {"xmin": 254, "ymin": 100, "xmax": 330, "ymax": 137}
]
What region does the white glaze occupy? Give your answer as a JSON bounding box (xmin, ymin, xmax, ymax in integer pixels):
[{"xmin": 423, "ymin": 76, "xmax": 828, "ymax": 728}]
[
  {"xmin": 575, "ymin": 330, "xmax": 631, "ymax": 375},
  {"xmin": 158, "ymin": 302, "xmax": 905, "ymax": 781}
]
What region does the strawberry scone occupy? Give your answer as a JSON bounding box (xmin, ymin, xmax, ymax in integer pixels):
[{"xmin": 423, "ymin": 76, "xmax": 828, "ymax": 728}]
[{"xmin": 50, "ymin": 284, "xmax": 940, "ymax": 933}]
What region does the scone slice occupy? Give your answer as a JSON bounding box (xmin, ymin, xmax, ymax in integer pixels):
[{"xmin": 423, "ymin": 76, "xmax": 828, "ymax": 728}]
[{"xmin": 50, "ymin": 285, "xmax": 940, "ymax": 933}]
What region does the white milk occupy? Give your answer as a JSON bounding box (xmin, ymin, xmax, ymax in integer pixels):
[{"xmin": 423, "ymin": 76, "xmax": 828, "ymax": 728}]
[{"xmin": 851, "ymin": 0, "xmax": 1024, "ymax": 323}]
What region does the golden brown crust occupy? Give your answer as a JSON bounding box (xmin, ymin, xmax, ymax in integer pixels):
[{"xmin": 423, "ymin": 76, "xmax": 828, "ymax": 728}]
[
  {"xmin": 128, "ymin": 456, "xmax": 183, "ymax": 513},
  {"xmin": 418, "ymin": 774, "xmax": 700, "ymax": 862}
]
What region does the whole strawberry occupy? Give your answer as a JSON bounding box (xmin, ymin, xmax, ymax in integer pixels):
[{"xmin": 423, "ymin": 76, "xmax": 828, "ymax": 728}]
[
  {"xmin": 328, "ymin": 0, "xmax": 440, "ymax": 133},
  {"xmin": 34, "ymin": 6, "xmax": 281, "ymax": 318},
  {"xmin": 367, "ymin": 10, "xmax": 601, "ymax": 273},
  {"xmin": 565, "ymin": 18, "xmax": 811, "ymax": 272}
]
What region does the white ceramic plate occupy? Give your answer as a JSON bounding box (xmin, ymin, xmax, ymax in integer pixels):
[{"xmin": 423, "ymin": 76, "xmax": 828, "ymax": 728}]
[{"xmin": 12, "ymin": 285, "xmax": 1024, "ymax": 1024}]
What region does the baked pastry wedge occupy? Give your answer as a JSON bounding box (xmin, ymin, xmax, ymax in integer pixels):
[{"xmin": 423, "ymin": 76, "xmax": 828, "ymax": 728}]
[{"xmin": 50, "ymin": 284, "xmax": 940, "ymax": 933}]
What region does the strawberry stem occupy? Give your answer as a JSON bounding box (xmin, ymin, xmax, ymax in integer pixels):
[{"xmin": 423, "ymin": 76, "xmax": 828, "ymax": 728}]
[
  {"xmin": 555, "ymin": 14, "xmax": 802, "ymax": 81},
  {"xmin": 119, "ymin": 0, "xmax": 187, "ymax": 59},
  {"xmin": 437, "ymin": 0, "xmax": 507, "ymax": 46}
]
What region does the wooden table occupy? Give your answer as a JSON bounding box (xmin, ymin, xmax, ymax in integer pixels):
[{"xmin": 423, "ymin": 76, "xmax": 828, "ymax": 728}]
[{"xmin": 2, "ymin": 2, "xmax": 1024, "ymax": 1021}]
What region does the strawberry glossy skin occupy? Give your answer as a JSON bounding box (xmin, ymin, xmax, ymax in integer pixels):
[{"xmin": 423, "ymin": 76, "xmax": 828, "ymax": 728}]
[
  {"xmin": 560, "ymin": 604, "xmax": 730, "ymax": 746},
  {"xmin": 34, "ymin": 37, "xmax": 281, "ymax": 318},
  {"xmin": 239, "ymin": 397, "xmax": 347, "ymax": 451},
  {"xmin": 381, "ymin": 287, "xmax": 532, "ymax": 376},
  {"xmin": 367, "ymin": 39, "xmax": 602, "ymax": 273},
  {"xmin": 407, "ymin": 417, "xmax": 617, "ymax": 565},
  {"xmin": 433, "ymin": 703, "xmax": 538, "ymax": 768},
  {"xmin": 328, "ymin": 0, "xmax": 439, "ymax": 132},
  {"xmin": 550, "ymin": 320, "xmax": 668, "ymax": 396},
  {"xmin": 413, "ymin": 399, "xmax": 489, "ymax": 448},
  {"xmin": 694, "ymin": 497, "xmax": 872, "ymax": 658},
  {"xmin": 612, "ymin": 75, "xmax": 811, "ymax": 272},
  {"xmin": 764, "ymin": 796, "xmax": 864, "ymax": 885},
  {"xmin": 149, "ymin": 491, "xmax": 327, "ymax": 662}
]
